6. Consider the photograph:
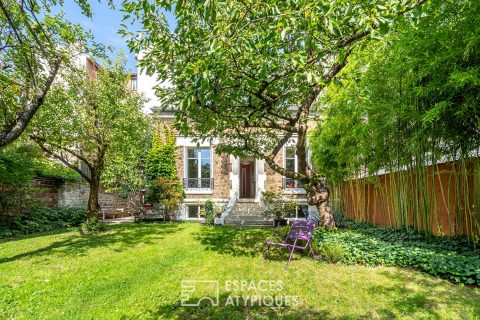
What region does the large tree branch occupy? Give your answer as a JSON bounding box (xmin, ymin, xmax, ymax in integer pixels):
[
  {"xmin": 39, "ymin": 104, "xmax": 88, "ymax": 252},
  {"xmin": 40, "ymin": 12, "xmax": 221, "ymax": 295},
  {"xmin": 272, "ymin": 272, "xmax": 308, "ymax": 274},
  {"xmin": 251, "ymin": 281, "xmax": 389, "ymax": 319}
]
[
  {"xmin": 243, "ymin": 120, "xmax": 299, "ymax": 133},
  {"xmin": 232, "ymin": 128, "xmax": 305, "ymax": 181},
  {"xmin": 338, "ymin": 0, "xmax": 428, "ymax": 48},
  {"xmin": 0, "ymin": 56, "xmax": 62, "ymax": 147},
  {"xmin": 0, "ymin": 0, "xmax": 37, "ymax": 89},
  {"xmin": 33, "ymin": 138, "xmax": 91, "ymax": 182},
  {"xmin": 30, "ymin": 135, "xmax": 93, "ymax": 170}
]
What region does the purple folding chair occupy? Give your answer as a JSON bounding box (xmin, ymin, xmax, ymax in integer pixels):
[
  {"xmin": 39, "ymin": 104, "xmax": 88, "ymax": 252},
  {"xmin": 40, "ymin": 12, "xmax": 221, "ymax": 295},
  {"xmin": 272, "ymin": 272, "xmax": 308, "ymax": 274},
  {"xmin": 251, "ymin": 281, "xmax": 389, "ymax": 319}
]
[{"xmin": 264, "ymin": 220, "xmax": 316, "ymax": 270}]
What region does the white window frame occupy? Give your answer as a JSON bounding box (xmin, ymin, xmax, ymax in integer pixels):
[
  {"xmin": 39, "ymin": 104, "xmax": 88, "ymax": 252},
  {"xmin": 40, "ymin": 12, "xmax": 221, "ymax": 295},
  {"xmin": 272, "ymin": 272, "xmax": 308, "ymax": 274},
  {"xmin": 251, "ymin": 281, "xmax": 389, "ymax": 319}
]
[
  {"xmin": 282, "ymin": 204, "xmax": 308, "ymax": 221},
  {"xmin": 185, "ymin": 204, "xmax": 204, "ymax": 220},
  {"xmin": 184, "ymin": 146, "xmax": 213, "ymax": 194},
  {"xmin": 283, "ymin": 146, "xmax": 306, "ymax": 194},
  {"xmin": 131, "ymin": 78, "xmax": 138, "ymax": 91}
]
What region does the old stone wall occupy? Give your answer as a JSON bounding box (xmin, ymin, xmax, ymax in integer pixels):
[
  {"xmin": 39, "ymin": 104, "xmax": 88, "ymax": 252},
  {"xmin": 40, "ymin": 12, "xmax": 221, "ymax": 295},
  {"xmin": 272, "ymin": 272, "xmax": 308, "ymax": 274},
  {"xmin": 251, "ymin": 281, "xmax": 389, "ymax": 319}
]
[{"xmin": 58, "ymin": 181, "xmax": 141, "ymax": 218}]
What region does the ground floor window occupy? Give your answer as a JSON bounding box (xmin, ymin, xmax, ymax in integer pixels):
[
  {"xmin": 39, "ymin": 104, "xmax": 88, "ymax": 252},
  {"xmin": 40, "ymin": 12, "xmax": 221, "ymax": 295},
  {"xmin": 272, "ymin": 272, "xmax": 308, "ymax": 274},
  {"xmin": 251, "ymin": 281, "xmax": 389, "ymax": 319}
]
[
  {"xmin": 287, "ymin": 205, "xmax": 308, "ymax": 219},
  {"xmin": 187, "ymin": 205, "xmax": 204, "ymax": 219}
]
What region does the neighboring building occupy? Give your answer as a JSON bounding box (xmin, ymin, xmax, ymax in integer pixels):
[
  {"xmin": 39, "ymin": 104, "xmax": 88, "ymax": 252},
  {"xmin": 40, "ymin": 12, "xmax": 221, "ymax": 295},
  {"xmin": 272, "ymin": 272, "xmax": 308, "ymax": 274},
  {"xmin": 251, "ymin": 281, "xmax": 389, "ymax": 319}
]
[{"xmin": 137, "ymin": 70, "xmax": 310, "ymax": 225}]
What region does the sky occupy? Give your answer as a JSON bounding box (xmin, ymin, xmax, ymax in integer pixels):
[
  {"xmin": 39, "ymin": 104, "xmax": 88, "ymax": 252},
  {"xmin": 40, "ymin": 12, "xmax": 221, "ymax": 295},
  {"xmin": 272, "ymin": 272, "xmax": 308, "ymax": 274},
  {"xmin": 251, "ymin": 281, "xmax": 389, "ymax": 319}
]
[{"xmin": 57, "ymin": 1, "xmax": 177, "ymax": 73}]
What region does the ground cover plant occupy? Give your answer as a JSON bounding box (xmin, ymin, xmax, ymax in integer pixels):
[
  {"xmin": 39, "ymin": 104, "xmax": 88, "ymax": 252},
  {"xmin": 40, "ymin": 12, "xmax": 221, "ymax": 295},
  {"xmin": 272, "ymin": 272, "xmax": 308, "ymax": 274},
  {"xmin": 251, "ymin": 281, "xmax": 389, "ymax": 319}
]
[
  {"xmin": 0, "ymin": 208, "xmax": 86, "ymax": 238},
  {"xmin": 0, "ymin": 223, "xmax": 479, "ymax": 319},
  {"xmin": 314, "ymin": 214, "xmax": 480, "ymax": 286}
]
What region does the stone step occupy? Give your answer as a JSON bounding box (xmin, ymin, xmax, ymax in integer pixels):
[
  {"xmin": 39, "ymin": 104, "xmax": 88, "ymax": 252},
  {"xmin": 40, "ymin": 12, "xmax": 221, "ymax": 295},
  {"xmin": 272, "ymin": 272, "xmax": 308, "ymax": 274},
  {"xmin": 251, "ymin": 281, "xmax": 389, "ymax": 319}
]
[
  {"xmin": 224, "ymin": 219, "xmax": 274, "ymax": 227},
  {"xmin": 236, "ymin": 203, "xmax": 261, "ymax": 209},
  {"xmin": 226, "ymin": 215, "xmax": 271, "ymax": 221},
  {"xmin": 231, "ymin": 213, "xmax": 264, "ymax": 218},
  {"xmin": 231, "ymin": 209, "xmax": 264, "ymax": 214},
  {"xmin": 237, "ymin": 198, "xmax": 257, "ymax": 203}
]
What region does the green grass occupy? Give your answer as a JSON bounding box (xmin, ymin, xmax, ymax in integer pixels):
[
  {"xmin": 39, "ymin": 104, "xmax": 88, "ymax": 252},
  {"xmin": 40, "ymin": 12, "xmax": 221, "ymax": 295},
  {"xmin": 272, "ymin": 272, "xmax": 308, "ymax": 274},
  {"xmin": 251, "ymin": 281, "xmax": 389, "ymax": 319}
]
[{"xmin": 0, "ymin": 223, "xmax": 479, "ymax": 319}]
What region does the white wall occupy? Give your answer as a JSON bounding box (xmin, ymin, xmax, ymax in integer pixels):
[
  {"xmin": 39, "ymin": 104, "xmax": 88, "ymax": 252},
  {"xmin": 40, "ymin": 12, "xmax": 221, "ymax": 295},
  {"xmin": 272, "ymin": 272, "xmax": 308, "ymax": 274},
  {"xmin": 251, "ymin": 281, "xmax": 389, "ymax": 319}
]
[{"xmin": 137, "ymin": 52, "xmax": 172, "ymax": 114}]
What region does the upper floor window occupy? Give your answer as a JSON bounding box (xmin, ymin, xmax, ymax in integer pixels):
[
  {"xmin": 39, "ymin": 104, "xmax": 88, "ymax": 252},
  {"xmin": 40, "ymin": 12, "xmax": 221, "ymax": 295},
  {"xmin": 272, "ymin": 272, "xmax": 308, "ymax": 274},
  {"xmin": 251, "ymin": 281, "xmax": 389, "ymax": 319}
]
[
  {"xmin": 184, "ymin": 147, "xmax": 212, "ymax": 189},
  {"xmin": 130, "ymin": 78, "xmax": 138, "ymax": 91},
  {"xmin": 284, "ymin": 146, "xmax": 302, "ymax": 189}
]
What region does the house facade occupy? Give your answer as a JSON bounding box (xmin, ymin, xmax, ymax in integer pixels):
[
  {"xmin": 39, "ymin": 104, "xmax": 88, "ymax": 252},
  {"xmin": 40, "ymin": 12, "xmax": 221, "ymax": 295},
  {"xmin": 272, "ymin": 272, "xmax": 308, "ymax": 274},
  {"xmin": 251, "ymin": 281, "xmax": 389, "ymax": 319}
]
[{"xmin": 138, "ymin": 72, "xmax": 311, "ymax": 224}]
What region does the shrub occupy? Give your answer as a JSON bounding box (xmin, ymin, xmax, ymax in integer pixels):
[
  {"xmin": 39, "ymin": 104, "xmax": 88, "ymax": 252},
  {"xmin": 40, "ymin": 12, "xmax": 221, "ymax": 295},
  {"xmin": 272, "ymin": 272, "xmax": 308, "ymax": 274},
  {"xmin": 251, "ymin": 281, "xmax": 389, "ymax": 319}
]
[
  {"xmin": 80, "ymin": 217, "xmax": 107, "ymax": 234},
  {"xmin": 204, "ymin": 200, "xmax": 214, "ymax": 225},
  {"xmin": 0, "ymin": 208, "xmax": 86, "ymax": 238},
  {"xmin": 261, "ymin": 189, "xmax": 297, "ymax": 220},
  {"xmin": 318, "ymin": 242, "xmax": 345, "ymax": 263},
  {"xmin": 314, "ymin": 214, "xmax": 480, "ymax": 286}
]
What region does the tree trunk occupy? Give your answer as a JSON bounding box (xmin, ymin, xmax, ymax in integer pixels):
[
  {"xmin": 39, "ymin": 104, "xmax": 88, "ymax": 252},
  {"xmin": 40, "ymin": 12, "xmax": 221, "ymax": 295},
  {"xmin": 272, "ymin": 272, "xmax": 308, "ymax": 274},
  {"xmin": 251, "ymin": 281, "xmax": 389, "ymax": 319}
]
[
  {"xmin": 87, "ymin": 174, "xmax": 101, "ymax": 221},
  {"xmin": 306, "ymin": 178, "xmax": 336, "ymax": 229}
]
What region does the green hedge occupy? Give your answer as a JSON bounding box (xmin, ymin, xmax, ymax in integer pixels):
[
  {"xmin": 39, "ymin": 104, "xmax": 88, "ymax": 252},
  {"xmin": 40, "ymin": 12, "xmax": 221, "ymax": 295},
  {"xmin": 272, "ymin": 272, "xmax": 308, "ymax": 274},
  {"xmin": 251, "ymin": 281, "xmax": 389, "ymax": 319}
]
[
  {"xmin": 314, "ymin": 214, "xmax": 480, "ymax": 286},
  {"xmin": 0, "ymin": 208, "xmax": 87, "ymax": 238}
]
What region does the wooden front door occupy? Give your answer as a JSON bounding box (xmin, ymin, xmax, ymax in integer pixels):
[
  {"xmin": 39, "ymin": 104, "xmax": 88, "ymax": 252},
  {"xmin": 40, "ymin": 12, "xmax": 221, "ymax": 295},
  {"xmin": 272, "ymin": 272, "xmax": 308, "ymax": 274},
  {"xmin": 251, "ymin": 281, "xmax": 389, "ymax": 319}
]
[{"xmin": 240, "ymin": 162, "xmax": 252, "ymax": 198}]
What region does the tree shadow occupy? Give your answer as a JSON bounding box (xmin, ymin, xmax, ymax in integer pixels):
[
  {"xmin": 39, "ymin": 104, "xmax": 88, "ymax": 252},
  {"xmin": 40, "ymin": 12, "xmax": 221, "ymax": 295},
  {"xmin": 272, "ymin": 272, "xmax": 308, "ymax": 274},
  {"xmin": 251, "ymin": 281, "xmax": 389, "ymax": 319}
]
[
  {"xmin": 0, "ymin": 222, "xmax": 182, "ymax": 264},
  {"xmin": 121, "ymin": 293, "xmax": 345, "ymax": 320},
  {"xmin": 193, "ymin": 226, "xmax": 312, "ymax": 262},
  {"xmin": 194, "ymin": 226, "xmax": 272, "ymax": 257},
  {"xmin": 368, "ymin": 269, "xmax": 480, "ymax": 319}
]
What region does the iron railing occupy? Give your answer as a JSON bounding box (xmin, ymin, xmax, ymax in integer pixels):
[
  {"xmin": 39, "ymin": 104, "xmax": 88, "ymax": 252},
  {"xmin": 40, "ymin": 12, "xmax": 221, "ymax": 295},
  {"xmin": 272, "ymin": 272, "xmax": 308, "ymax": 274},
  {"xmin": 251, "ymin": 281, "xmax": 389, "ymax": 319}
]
[{"xmin": 183, "ymin": 178, "xmax": 214, "ymax": 190}]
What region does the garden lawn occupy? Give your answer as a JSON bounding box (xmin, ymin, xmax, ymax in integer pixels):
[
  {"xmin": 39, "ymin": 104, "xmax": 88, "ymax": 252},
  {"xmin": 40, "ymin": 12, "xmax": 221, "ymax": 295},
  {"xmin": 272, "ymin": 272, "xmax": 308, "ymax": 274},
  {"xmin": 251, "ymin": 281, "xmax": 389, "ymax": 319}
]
[{"xmin": 0, "ymin": 223, "xmax": 479, "ymax": 320}]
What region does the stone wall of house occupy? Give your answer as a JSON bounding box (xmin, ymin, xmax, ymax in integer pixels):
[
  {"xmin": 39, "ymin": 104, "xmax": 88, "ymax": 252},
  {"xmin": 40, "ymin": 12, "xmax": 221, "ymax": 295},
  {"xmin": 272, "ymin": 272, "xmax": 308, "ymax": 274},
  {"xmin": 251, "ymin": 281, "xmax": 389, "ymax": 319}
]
[
  {"xmin": 265, "ymin": 154, "xmax": 284, "ymax": 192},
  {"xmin": 212, "ymin": 151, "xmax": 232, "ymax": 199}
]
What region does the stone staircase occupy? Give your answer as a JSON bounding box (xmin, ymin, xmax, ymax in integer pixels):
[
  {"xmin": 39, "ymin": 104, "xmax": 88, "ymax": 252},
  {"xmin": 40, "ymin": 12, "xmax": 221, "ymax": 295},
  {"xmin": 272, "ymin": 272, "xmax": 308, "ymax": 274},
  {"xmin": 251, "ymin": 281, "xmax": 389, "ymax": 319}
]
[{"xmin": 224, "ymin": 200, "xmax": 273, "ymax": 227}]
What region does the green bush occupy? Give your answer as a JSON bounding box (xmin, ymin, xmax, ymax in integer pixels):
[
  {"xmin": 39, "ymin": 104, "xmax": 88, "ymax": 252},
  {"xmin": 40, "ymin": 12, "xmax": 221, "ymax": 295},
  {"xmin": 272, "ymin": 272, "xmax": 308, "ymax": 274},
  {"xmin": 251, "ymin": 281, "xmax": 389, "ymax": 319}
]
[
  {"xmin": 204, "ymin": 200, "xmax": 214, "ymax": 226},
  {"xmin": 80, "ymin": 217, "xmax": 107, "ymax": 234},
  {"xmin": 0, "ymin": 208, "xmax": 87, "ymax": 238},
  {"xmin": 318, "ymin": 242, "xmax": 345, "ymax": 263},
  {"xmin": 314, "ymin": 214, "xmax": 480, "ymax": 285}
]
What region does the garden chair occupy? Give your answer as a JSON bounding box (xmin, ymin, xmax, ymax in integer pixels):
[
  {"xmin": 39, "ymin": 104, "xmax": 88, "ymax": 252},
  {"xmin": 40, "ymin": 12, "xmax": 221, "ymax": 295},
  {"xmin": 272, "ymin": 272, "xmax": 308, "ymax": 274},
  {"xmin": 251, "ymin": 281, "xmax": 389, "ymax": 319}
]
[{"xmin": 264, "ymin": 220, "xmax": 316, "ymax": 270}]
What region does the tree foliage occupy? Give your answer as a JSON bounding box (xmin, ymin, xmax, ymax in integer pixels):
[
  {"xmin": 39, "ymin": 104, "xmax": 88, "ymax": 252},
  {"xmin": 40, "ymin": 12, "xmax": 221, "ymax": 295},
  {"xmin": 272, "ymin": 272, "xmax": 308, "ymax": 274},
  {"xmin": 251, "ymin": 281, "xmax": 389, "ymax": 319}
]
[
  {"xmin": 0, "ymin": 0, "xmax": 102, "ymax": 147},
  {"xmin": 0, "ymin": 141, "xmax": 79, "ymax": 213},
  {"xmin": 123, "ymin": 0, "xmax": 428, "ymax": 227},
  {"xmin": 310, "ymin": 0, "xmax": 480, "ymax": 240},
  {"xmin": 30, "ymin": 56, "xmax": 150, "ymax": 219}
]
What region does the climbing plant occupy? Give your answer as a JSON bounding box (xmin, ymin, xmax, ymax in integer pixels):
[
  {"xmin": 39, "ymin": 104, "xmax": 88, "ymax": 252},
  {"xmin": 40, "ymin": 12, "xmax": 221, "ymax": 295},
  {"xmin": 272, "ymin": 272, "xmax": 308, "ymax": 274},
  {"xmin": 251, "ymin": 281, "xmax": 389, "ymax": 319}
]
[{"xmin": 145, "ymin": 121, "xmax": 184, "ymax": 218}]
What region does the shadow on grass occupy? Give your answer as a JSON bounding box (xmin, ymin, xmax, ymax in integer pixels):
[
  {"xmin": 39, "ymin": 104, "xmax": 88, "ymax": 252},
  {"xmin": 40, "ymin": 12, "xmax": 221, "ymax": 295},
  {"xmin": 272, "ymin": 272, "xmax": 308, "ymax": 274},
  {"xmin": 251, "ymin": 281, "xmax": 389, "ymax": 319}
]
[
  {"xmin": 121, "ymin": 293, "xmax": 342, "ymax": 320},
  {"xmin": 369, "ymin": 269, "xmax": 480, "ymax": 319},
  {"xmin": 123, "ymin": 292, "xmax": 421, "ymax": 320},
  {"xmin": 0, "ymin": 222, "xmax": 181, "ymax": 264},
  {"xmin": 193, "ymin": 226, "xmax": 313, "ymax": 263}
]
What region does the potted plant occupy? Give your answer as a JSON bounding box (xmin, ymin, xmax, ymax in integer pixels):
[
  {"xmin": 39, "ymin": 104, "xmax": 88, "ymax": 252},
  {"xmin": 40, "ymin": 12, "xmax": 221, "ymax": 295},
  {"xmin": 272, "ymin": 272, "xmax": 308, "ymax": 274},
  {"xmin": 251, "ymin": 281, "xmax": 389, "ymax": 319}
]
[
  {"xmin": 261, "ymin": 190, "xmax": 297, "ymax": 227},
  {"xmin": 213, "ymin": 203, "xmax": 226, "ymax": 225}
]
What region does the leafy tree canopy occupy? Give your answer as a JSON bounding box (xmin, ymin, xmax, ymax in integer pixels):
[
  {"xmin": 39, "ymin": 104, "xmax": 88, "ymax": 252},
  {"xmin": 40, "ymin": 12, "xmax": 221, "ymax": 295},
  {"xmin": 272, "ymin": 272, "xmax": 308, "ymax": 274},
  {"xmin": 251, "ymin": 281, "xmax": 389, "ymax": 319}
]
[
  {"xmin": 122, "ymin": 0, "xmax": 429, "ymax": 227},
  {"xmin": 0, "ymin": 0, "xmax": 107, "ymax": 147},
  {"xmin": 310, "ymin": 0, "xmax": 480, "ymax": 181},
  {"xmin": 123, "ymin": 0, "xmax": 427, "ymax": 181},
  {"xmin": 30, "ymin": 55, "xmax": 151, "ymax": 217}
]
